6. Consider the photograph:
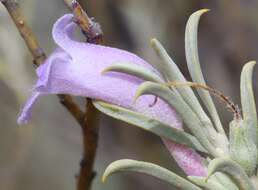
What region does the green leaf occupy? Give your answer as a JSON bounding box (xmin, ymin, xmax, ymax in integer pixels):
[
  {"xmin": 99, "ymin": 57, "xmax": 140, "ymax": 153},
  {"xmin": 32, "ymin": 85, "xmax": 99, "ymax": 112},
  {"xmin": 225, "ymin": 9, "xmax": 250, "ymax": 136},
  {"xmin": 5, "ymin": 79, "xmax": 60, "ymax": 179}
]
[
  {"xmin": 212, "ymin": 173, "xmax": 239, "ymax": 190},
  {"xmin": 185, "ymin": 9, "xmax": 225, "ymax": 136},
  {"xmin": 102, "ymin": 159, "xmax": 202, "ymax": 190},
  {"xmin": 93, "ymin": 100, "xmax": 207, "ymax": 153},
  {"xmin": 135, "ymin": 81, "xmax": 219, "ymax": 157},
  {"xmin": 150, "ymin": 38, "xmax": 213, "ymax": 128},
  {"xmin": 207, "ymin": 158, "xmax": 255, "ymax": 190},
  {"xmin": 188, "ymin": 176, "xmax": 226, "ymax": 190},
  {"xmin": 240, "ymin": 61, "xmax": 257, "ymax": 146},
  {"xmin": 102, "ymin": 62, "xmax": 163, "ymax": 83},
  {"xmin": 229, "ymin": 119, "xmax": 257, "ymax": 176}
]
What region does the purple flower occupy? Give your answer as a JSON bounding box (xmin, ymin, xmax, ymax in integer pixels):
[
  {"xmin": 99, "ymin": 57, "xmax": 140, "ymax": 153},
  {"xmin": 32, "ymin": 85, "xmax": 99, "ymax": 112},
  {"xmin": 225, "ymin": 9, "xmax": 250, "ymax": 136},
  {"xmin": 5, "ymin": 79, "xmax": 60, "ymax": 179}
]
[{"xmin": 18, "ymin": 14, "xmax": 207, "ymax": 177}]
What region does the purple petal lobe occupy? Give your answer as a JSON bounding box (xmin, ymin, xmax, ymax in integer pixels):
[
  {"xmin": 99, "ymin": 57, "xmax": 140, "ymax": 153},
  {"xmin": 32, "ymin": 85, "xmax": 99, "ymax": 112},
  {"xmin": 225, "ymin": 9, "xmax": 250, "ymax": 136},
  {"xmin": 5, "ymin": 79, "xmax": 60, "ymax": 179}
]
[
  {"xmin": 17, "ymin": 92, "xmax": 41, "ymax": 125},
  {"xmin": 52, "ymin": 14, "xmax": 79, "ymax": 57},
  {"xmin": 18, "ymin": 14, "xmax": 207, "ymax": 176}
]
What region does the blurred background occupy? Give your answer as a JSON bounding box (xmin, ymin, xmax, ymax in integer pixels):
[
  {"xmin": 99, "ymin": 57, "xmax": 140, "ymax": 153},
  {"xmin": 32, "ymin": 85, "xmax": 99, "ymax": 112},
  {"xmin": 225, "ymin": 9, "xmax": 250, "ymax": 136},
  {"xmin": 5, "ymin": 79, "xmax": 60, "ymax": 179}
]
[{"xmin": 1, "ymin": 0, "xmax": 258, "ymax": 189}]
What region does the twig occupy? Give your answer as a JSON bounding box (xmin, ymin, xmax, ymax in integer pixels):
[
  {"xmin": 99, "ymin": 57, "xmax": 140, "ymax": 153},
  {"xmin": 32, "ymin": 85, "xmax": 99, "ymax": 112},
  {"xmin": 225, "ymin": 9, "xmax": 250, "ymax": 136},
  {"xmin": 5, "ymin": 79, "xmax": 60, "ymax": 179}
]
[
  {"xmin": 58, "ymin": 94, "xmax": 85, "ymax": 126},
  {"xmin": 1, "ymin": 0, "xmax": 85, "ymax": 125},
  {"xmin": 64, "ymin": 0, "xmax": 103, "ymax": 44},
  {"xmin": 1, "ymin": 0, "xmax": 46, "ymax": 66},
  {"xmin": 64, "ymin": 0, "xmax": 91, "ymax": 33},
  {"xmin": 77, "ymin": 99, "xmax": 99, "ymax": 190}
]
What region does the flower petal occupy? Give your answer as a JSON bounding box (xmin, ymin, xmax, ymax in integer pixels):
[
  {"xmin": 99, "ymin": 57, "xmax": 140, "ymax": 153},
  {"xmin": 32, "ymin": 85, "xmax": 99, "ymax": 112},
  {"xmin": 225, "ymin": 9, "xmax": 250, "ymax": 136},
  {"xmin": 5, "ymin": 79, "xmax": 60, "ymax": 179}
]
[
  {"xmin": 52, "ymin": 14, "xmax": 151, "ymax": 66},
  {"xmin": 52, "ymin": 14, "xmax": 80, "ymax": 58},
  {"xmin": 17, "ymin": 91, "xmax": 41, "ymax": 125},
  {"xmin": 18, "ymin": 14, "xmax": 207, "ymax": 176}
]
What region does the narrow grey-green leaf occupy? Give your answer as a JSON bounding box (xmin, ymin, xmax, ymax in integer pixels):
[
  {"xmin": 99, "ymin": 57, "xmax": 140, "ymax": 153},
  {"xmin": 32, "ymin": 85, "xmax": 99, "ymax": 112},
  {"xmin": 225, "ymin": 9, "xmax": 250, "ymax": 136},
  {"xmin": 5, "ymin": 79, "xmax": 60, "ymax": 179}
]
[
  {"xmin": 208, "ymin": 158, "xmax": 255, "ymax": 190},
  {"xmin": 93, "ymin": 100, "xmax": 207, "ymax": 153},
  {"xmin": 229, "ymin": 119, "xmax": 258, "ymax": 176},
  {"xmin": 135, "ymin": 81, "xmax": 219, "ymax": 157},
  {"xmin": 185, "ymin": 9, "xmax": 225, "ymax": 136},
  {"xmin": 240, "ymin": 61, "xmax": 257, "ymax": 145},
  {"xmin": 102, "ymin": 62, "xmax": 163, "ymax": 83},
  {"xmin": 150, "ymin": 38, "xmax": 213, "ymax": 128},
  {"xmin": 103, "ymin": 159, "xmax": 202, "ymax": 190},
  {"xmin": 188, "ymin": 176, "xmax": 226, "ymax": 190},
  {"xmin": 212, "ymin": 173, "xmax": 239, "ymax": 190}
]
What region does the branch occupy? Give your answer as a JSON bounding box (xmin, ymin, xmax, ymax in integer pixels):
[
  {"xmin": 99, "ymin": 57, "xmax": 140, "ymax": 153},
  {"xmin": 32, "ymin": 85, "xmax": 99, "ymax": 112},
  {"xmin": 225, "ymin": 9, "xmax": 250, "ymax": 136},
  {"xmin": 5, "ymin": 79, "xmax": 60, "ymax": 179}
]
[
  {"xmin": 1, "ymin": 0, "xmax": 46, "ymax": 66},
  {"xmin": 64, "ymin": 0, "xmax": 91, "ymax": 33},
  {"xmin": 77, "ymin": 99, "xmax": 99, "ymax": 190},
  {"xmin": 1, "ymin": 0, "xmax": 84, "ymax": 125},
  {"xmin": 64, "ymin": 0, "xmax": 103, "ymax": 44}
]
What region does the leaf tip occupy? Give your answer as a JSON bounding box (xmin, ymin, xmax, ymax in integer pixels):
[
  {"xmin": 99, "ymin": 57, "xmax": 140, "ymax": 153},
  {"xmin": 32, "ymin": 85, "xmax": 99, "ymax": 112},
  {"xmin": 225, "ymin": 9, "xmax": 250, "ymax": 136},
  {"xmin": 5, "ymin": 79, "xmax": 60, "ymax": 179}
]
[
  {"xmin": 246, "ymin": 60, "xmax": 257, "ymax": 66},
  {"xmin": 190, "ymin": 9, "xmax": 209, "ymax": 19},
  {"xmin": 196, "ymin": 9, "xmax": 210, "ymax": 15},
  {"xmin": 133, "ymin": 88, "xmax": 142, "ymax": 104},
  {"xmin": 202, "ymin": 9, "xmax": 210, "ymax": 13},
  {"xmin": 102, "ymin": 163, "xmax": 114, "ymax": 184},
  {"xmin": 150, "ymin": 38, "xmax": 159, "ymax": 48},
  {"xmin": 101, "ymin": 68, "xmax": 109, "ymax": 75},
  {"xmin": 134, "ymin": 82, "xmax": 153, "ymax": 103},
  {"xmin": 101, "ymin": 173, "xmax": 107, "ymax": 183}
]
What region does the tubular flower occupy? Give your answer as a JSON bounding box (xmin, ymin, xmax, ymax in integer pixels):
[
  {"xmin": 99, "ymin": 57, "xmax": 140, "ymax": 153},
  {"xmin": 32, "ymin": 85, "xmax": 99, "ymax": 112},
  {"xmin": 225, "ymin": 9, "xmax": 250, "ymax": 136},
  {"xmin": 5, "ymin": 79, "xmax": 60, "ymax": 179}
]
[
  {"xmin": 18, "ymin": 9, "xmax": 258, "ymax": 189},
  {"xmin": 18, "ymin": 14, "xmax": 207, "ymax": 177}
]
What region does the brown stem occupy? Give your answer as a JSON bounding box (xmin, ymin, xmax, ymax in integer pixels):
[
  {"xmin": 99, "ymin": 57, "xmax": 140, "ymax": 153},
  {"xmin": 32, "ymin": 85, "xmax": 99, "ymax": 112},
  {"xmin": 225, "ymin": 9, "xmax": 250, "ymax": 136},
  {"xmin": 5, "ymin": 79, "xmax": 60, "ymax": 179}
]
[
  {"xmin": 64, "ymin": 0, "xmax": 103, "ymax": 44},
  {"xmin": 77, "ymin": 99, "xmax": 99, "ymax": 190},
  {"xmin": 1, "ymin": 0, "xmax": 85, "ymax": 125},
  {"xmin": 64, "ymin": 0, "xmax": 91, "ymax": 33},
  {"xmin": 1, "ymin": 0, "xmax": 46, "ymax": 66},
  {"xmin": 58, "ymin": 94, "xmax": 85, "ymax": 126}
]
